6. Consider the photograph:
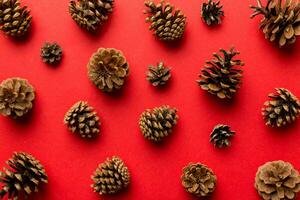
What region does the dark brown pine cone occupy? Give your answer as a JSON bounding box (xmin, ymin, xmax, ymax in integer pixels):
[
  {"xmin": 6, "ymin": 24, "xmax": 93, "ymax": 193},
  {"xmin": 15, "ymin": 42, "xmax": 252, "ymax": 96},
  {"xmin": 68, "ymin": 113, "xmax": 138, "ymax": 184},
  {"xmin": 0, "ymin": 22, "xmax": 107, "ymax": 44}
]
[
  {"xmin": 41, "ymin": 42, "xmax": 63, "ymax": 65},
  {"xmin": 146, "ymin": 61, "xmax": 171, "ymax": 86},
  {"xmin": 255, "ymin": 160, "xmax": 300, "ymax": 200},
  {"xmin": 262, "ymin": 88, "xmax": 300, "ymax": 128},
  {"xmin": 201, "ymin": 0, "xmax": 224, "ymax": 26},
  {"xmin": 197, "ymin": 47, "xmax": 244, "ymax": 99},
  {"xmin": 87, "ymin": 48, "xmax": 130, "ymax": 92},
  {"xmin": 0, "ymin": 152, "xmax": 48, "ymax": 200},
  {"xmin": 91, "ymin": 156, "xmax": 130, "ymax": 195},
  {"xmin": 0, "ymin": 78, "xmax": 35, "ymax": 118},
  {"xmin": 181, "ymin": 163, "xmax": 217, "ymax": 197},
  {"xmin": 210, "ymin": 124, "xmax": 235, "ymax": 148},
  {"xmin": 144, "ymin": 0, "xmax": 187, "ymax": 42}
]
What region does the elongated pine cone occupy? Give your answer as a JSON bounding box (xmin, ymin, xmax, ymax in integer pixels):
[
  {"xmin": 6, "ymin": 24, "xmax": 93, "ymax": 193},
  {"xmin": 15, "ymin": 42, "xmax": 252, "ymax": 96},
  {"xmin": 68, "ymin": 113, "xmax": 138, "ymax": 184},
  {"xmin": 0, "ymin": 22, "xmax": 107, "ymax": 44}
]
[
  {"xmin": 255, "ymin": 160, "xmax": 300, "ymax": 200},
  {"xmin": 181, "ymin": 163, "xmax": 217, "ymax": 197},
  {"xmin": 250, "ymin": 0, "xmax": 300, "ymax": 47},
  {"xmin": 210, "ymin": 124, "xmax": 235, "ymax": 148},
  {"xmin": 91, "ymin": 156, "xmax": 130, "ymax": 195},
  {"xmin": 88, "ymin": 48, "xmax": 130, "ymax": 92},
  {"xmin": 262, "ymin": 88, "xmax": 300, "ymax": 127},
  {"xmin": 201, "ymin": 0, "xmax": 224, "ymax": 25},
  {"xmin": 0, "ymin": 78, "xmax": 35, "ymax": 118},
  {"xmin": 0, "ymin": 152, "xmax": 48, "ymax": 200},
  {"xmin": 64, "ymin": 101, "xmax": 100, "ymax": 138},
  {"xmin": 144, "ymin": 0, "xmax": 187, "ymax": 42},
  {"xmin": 69, "ymin": 0, "xmax": 114, "ymax": 32},
  {"xmin": 146, "ymin": 61, "xmax": 171, "ymax": 86},
  {"xmin": 197, "ymin": 47, "xmax": 244, "ymax": 99},
  {"xmin": 41, "ymin": 42, "xmax": 63, "ymax": 65},
  {"xmin": 139, "ymin": 105, "xmax": 178, "ymax": 142}
]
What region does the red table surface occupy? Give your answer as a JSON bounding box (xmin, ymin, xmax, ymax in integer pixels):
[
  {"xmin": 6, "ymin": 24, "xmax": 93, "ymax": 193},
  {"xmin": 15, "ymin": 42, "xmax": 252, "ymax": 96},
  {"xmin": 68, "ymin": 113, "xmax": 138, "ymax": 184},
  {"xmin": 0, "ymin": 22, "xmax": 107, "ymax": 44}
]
[{"xmin": 1, "ymin": 0, "xmax": 300, "ymax": 199}]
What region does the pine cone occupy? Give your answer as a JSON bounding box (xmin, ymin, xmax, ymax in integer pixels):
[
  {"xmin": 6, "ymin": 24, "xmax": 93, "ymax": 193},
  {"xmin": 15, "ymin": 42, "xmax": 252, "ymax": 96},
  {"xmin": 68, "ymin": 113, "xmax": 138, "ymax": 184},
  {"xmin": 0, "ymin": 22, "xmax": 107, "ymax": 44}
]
[
  {"xmin": 210, "ymin": 124, "xmax": 235, "ymax": 148},
  {"xmin": 262, "ymin": 88, "xmax": 300, "ymax": 128},
  {"xmin": 0, "ymin": 152, "xmax": 48, "ymax": 200},
  {"xmin": 69, "ymin": 0, "xmax": 114, "ymax": 32},
  {"xmin": 87, "ymin": 48, "xmax": 130, "ymax": 92},
  {"xmin": 139, "ymin": 105, "xmax": 178, "ymax": 142},
  {"xmin": 197, "ymin": 47, "xmax": 244, "ymax": 99},
  {"xmin": 181, "ymin": 163, "xmax": 217, "ymax": 197},
  {"xmin": 0, "ymin": 0, "xmax": 32, "ymax": 37},
  {"xmin": 146, "ymin": 61, "xmax": 171, "ymax": 86},
  {"xmin": 250, "ymin": 0, "xmax": 300, "ymax": 47},
  {"xmin": 91, "ymin": 156, "xmax": 130, "ymax": 195},
  {"xmin": 41, "ymin": 42, "xmax": 63, "ymax": 65},
  {"xmin": 64, "ymin": 101, "xmax": 100, "ymax": 138},
  {"xmin": 255, "ymin": 160, "xmax": 300, "ymax": 200},
  {"xmin": 144, "ymin": 0, "xmax": 187, "ymax": 42},
  {"xmin": 0, "ymin": 78, "xmax": 35, "ymax": 118},
  {"xmin": 201, "ymin": 0, "xmax": 224, "ymax": 26}
]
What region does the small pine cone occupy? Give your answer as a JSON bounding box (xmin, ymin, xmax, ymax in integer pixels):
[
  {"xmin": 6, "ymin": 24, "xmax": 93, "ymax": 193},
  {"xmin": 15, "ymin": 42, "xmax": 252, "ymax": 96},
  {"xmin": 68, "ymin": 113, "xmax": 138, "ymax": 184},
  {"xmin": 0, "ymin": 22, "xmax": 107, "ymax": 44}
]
[
  {"xmin": 139, "ymin": 105, "xmax": 178, "ymax": 142},
  {"xmin": 146, "ymin": 61, "xmax": 171, "ymax": 86},
  {"xmin": 181, "ymin": 163, "xmax": 217, "ymax": 197},
  {"xmin": 0, "ymin": 152, "xmax": 48, "ymax": 200},
  {"xmin": 41, "ymin": 42, "xmax": 63, "ymax": 65},
  {"xmin": 197, "ymin": 47, "xmax": 244, "ymax": 99},
  {"xmin": 144, "ymin": 0, "xmax": 187, "ymax": 42},
  {"xmin": 87, "ymin": 48, "xmax": 130, "ymax": 92},
  {"xmin": 262, "ymin": 88, "xmax": 300, "ymax": 128},
  {"xmin": 255, "ymin": 160, "xmax": 300, "ymax": 200},
  {"xmin": 201, "ymin": 0, "xmax": 224, "ymax": 26},
  {"xmin": 0, "ymin": 78, "xmax": 35, "ymax": 118},
  {"xmin": 69, "ymin": 0, "xmax": 114, "ymax": 32},
  {"xmin": 91, "ymin": 156, "xmax": 130, "ymax": 195},
  {"xmin": 250, "ymin": 0, "xmax": 300, "ymax": 47},
  {"xmin": 210, "ymin": 124, "xmax": 235, "ymax": 148}
]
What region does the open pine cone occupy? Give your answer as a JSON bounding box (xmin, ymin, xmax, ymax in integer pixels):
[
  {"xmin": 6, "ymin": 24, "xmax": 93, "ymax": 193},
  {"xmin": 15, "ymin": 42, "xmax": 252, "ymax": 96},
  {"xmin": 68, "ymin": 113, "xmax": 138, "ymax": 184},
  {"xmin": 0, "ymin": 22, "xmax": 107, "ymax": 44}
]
[
  {"xmin": 210, "ymin": 124, "xmax": 235, "ymax": 148},
  {"xmin": 0, "ymin": 152, "xmax": 48, "ymax": 200},
  {"xmin": 91, "ymin": 156, "xmax": 130, "ymax": 195},
  {"xmin": 41, "ymin": 42, "xmax": 63, "ymax": 65},
  {"xmin": 144, "ymin": 0, "xmax": 187, "ymax": 42},
  {"xmin": 255, "ymin": 160, "xmax": 300, "ymax": 200},
  {"xmin": 0, "ymin": 78, "xmax": 35, "ymax": 118},
  {"xmin": 146, "ymin": 61, "xmax": 171, "ymax": 86},
  {"xmin": 201, "ymin": 0, "xmax": 224, "ymax": 25},
  {"xmin": 197, "ymin": 47, "xmax": 244, "ymax": 99},
  {"xmin": 250, "ymin": 0, "xmax": 300, "ymax": 47}
]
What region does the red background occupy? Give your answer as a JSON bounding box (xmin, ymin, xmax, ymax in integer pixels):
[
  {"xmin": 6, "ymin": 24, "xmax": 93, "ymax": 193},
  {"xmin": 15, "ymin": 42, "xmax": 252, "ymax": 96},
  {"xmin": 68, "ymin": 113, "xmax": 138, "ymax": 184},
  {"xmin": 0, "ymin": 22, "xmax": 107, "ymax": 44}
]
[{"xmin": 1, "ymin": 0, "xmax": 300, "ymax": 199}]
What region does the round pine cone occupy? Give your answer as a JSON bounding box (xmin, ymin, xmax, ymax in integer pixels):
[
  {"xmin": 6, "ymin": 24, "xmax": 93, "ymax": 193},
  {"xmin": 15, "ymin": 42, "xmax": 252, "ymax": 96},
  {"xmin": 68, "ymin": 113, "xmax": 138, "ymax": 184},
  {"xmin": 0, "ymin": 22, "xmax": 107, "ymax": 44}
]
[
  {"xmin": 210, "ymin": 124, "xmax": 235, "ymax": 148},
  {"xmin": 87, "ymin": 48, "xmax": 130, "ymax": 92},
  {"xmin": 262, "ymin": 88, "xmax": 300, "ymax": 127},
  {"xmin": 181, "ymin": 163, "xmax": 217, "ymax": 197},
  {"xmin": 64, "ymin": 101, "xmax": 100, "ymax": 138},
  {"xmin": 0, "ymin": 78, "xmax": 35, "ymax": 118},
  {"xmin": 41, "ymin": 42, "xmax": 63, "ymax": 65},
  {"xmin": 91, "ymin": 156, "xmax": 130, "ymax": 195},
  {"xmin": 146, "ymin": 61, "xmax": 171, "ymax": 86},
  {"xmin": 139, "ymin": 105, "xmax": 178, "ymax": 142},
  {"xmin": 0, "ymin": 152, "xmax": 48, "ymax": 200},
  {"xmin": 255, "ymin": 160, "xmax": 300, "ymax": 200},
  {"xmin": 201, "ymin": 0, "xmax": 224, "ymax": 26}
]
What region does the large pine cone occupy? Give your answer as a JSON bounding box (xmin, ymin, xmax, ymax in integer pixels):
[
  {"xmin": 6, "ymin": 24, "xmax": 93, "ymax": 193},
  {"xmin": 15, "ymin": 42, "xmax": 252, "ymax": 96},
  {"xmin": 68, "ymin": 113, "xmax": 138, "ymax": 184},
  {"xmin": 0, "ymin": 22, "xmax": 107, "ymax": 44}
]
[
  {"xmin": 146, "ymin": 61, "xmax": 171, "ymax": 86},
  {"xmin": 91, "ymin": 156, "xmax": 130, "ymax": 195},
  {"xmin": 210, "ymin": 124, "xmax": 235, "ymax": 148},
  {"xmin": 201, "ymin": 0, "xmax": 224, "ymax": 26},
  {"xmin": 181, "ymin": 163, "xmax": 217, "ymax": 197},
  {"xmin": 87, "ymin": 48, "xmax": 130, "ymax": 92},
  {"xmin": 0, "ymin": 152, "xmax": 48, "ymax": 200},
  {"xmin": 41, "ymin": 42, "xmax": 63, "ymax": 65},
  {"xmin": 139, "ymin": 105, "xmax": 178, "ymax": 142},
  {"xmin": 144, "ymin": 0, "xmax": 187, "ymax": 42},
  {"xmin": 197, "ymin": 47, "xmax": 244, "ymax": 99},
  {"xmin": 0, "ymin": 78, "xmax": 35, "ymax": 118},
  {"xmin": 250, "ymin": 0, "xmax": 300, "ymax": 47},
  {"xmin": 255, "ymin": 160, "xmax": 300, "ymax": 200},
  {"xmin": 0, "ymin": 0, "xmax": 32, "ymax": 37}
]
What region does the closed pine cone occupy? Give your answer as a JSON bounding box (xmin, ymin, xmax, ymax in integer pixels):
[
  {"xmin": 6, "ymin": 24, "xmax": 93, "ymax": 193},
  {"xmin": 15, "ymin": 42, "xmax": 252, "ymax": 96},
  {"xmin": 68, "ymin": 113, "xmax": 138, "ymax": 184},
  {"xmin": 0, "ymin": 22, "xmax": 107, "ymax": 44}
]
[
  {"xmin": 144, "ymin": 0, "xmax": 187, "ymax": 42},
  {"xmin": 87, "ymin": 48, "xmax": 130, "ymax": 92},
  {"xmin": 197, "ymin": 47, "xmax": 244, "ymax": 99},
  {"xmin": 41, "ymin": 42, "xmax": 63, "ymax": 65},
  {"xmin": 64, "ymin": 101, "xmax": 100, "ymax": 138},
  {"xmin": 91, "ymin": 156, "xmax": 130, "ymax": 195},
  {"xmin": 181, "ymin": 163, "xmax": 217, "ymax": 197},
  {"xmin": 210, "ymin": 124, "xmax": 235, "ymax": 148},
  {"xmin": 250, "ymin": 0, "xmax": 300, "ymax": 47},
  {"xmin": 146, "ymin": 61, "xmax": 171, "ymax": 86},
  {"xmin": 0, "ymin": 152, "xmax": 48, "ymax": 200},
  {"xmin": 139, "ymin": 105, "xmax": 178, "ymax": 142},
  {"xmin": 255, "ymin": 160, "xmax": 300, "ymax": 200},
  {"xmin": 201, "ymin": 0, "xmax": 224, "ymax": 26},
  {"xmin": 262, "ymin": 88, "xmax": 300, "ymax": 127},
  {"xmin": 0, "ymin": 78, "xmax": 35, "ymax": 118}
]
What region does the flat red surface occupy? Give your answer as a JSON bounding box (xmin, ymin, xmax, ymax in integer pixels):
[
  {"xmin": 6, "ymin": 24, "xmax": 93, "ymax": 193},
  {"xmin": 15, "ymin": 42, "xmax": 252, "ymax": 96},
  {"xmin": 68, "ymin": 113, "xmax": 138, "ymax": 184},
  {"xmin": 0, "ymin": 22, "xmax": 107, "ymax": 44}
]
[{"xmin": 1, "ymin": 0, "xmax": 300, "ymax": 199}]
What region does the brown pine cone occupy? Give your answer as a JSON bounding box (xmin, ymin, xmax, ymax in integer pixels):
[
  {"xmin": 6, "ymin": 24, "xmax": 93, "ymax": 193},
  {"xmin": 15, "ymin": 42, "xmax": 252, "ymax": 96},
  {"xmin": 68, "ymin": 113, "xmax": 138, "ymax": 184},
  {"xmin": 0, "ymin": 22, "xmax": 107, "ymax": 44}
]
[
  {"xmin": 87, "ymin": 48, "xmax": 130, "ymax": 92},
  {"xmin": 181, "ymin": 163, "xmax": 217, "ymax": 197},
  {"xmin": 91, "ymin": 156, "xmax": 130, "ymax": 195},
  {"xmin": 201, "ymin": 0, "xmax": 224, "ymax": 26},
  {"xmin": 146, "ymin": 61, "xmax": 171, "ymax": 86},
  {"xmin": 41, "ymin": 42, "xmax": 63, "ymax": 65},
  {"xmin": 255, "ymin": 160, "xmax": 300, "ymax": 200},
  {"xmin": 210, "ymin": 124, "xmax": 235, "ymax": 148}
]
